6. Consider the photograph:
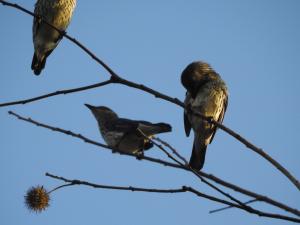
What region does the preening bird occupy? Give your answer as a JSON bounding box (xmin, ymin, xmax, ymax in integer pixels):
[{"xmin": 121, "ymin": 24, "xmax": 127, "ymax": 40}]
[
  {"xmin": 32, "ymin": 0, "xmax": 76, "ymax": 75},
  {"xmin": 85, "ymin": 104, "xmax": 172, "ymax": 154},
  {"xmin": 181, "ymin": 61, "xmax": 228, "ymax": 171}
]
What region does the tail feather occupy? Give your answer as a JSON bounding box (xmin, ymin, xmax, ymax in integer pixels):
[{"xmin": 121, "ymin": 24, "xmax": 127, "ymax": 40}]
[
  {"xmin": 189, "ymin": 135, "xmax": 207, "ymax": 171},
  {"xmin": 139, "ymin": 122, "xmax": 172, "ymax": 135},
  {"xmin": 154, "ymin": 122, "xmax": 172, "ymax": 133},
  {"xmin": 31, "ymin": 48, "xmax": 54, "ymax": 75},
  {"xmin": 31, "ymin": 53, "xmax": 46, "ymax": 75}
]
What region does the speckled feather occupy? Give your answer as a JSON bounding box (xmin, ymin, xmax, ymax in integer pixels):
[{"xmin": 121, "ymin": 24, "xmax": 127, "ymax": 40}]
[
  {"xmin": 32, "ymin": 0, "xmax": 76, "ymax": 75},
  {"xmin": 184, "ymin": 79, "xmax": 228, "ymax": 142}
]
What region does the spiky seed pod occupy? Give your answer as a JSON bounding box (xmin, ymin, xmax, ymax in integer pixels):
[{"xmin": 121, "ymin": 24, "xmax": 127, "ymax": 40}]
[{"xmin": 25, "ymin": 186, "xmax": 50, "ymax": 212}]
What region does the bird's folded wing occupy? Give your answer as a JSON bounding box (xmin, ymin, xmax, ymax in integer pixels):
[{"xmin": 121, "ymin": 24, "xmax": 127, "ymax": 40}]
[
  {"xmin": 183, "ymin": 92, "xmax": 192, "ymax": 137},
  {"xmin": 112, "ymin": 118, "xmax": 139, "ymax": 133},
  {"xmin": 113, "ymin": 119, "xmax": 160, "ymax": 137},
  {"xmin": 184, "ymin": 112, "xmax": 191, "ymax": 137},
  {"xmin": 209, "ymin": 94, "xmax": 228, "ymax": 143}
]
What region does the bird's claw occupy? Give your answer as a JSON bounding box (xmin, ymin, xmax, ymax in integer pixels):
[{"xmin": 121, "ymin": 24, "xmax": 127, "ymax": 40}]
[{"xmin": 135, "ymin": 150, "xmax": 144, "ymax": 160}]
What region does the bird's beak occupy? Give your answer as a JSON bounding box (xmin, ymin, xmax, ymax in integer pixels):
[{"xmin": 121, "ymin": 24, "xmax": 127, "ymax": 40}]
[{"xmin": 84, "ymin": 103, "xmax": 96, "ymax": 111}]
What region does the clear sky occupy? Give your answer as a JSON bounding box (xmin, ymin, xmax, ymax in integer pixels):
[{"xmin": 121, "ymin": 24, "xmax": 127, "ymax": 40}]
[{"xmin": 1, "ymin": 0, "xmax": 299, "ymax": 224}]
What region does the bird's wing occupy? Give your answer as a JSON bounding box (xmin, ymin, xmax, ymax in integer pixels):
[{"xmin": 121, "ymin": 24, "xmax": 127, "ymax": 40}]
[
  {"xmin": 32, "ymin": 12, "xmax": 41, "ymax": 38},
  {"xmin": 122, "ymin": 119, "xmax": 157, "ymax": 135},
  {"xmin": 184, "ymin": 92, "xmax": 192, "ymax": 137},
  {"xmin": 113, "ymin": 119, "xmax": 165, "ymax": 137},
  {"xmin": 138, "ymin": 121, "xmax": 171, "ymax": 135},
  {"xmin": 209, "ymin": 93, "xmax": 228, "ymax": 143},
  {"xmin": 184, "ymin": 111, "xmax": 191, "ymax": 137},
  {"xmin": 32, "ymin": 0, "xmax": 45, "ymax": 38},
  {"xmin": 112, "ymin": 118, "xmax": 139, "ymax": 133}
]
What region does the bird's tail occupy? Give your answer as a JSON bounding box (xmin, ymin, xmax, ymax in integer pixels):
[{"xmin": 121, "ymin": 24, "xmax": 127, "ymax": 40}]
[
  {"xmin": 31, "ymin": 52, "xmax": 47, "ymax": 75},
  {"xmin": 153, "ymin": 122, "xmax": 172, "ymax": 133},
  {"xmin": 189, "ymin": 134, "xmax": 207, "ymax": 171}
]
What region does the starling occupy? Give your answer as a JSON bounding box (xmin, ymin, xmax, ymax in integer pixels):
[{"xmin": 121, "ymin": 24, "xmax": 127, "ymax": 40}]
[
  {"xmin": 181, "ymin": 61, "xmax": 228, "ymax": 170},
  {"xmin": 31, "ymin": 0, "xmax": 76, "ymax": 75},
  {"xmin": 85, "ymin": 104, "xmax": 172, "ymax": 154}
]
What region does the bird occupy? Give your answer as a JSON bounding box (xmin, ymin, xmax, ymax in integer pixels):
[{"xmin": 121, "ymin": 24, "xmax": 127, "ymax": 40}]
[
  {"xmin": 85, "ymin": 104, "xmax": 172, "ymax": 154},
  {"xmin": 31, "ymin": 0, "xmax": 76, "ymax": 75},
  {"xmin": 181, "ymin": 61, "xmax": 228, "ymax": 170}
]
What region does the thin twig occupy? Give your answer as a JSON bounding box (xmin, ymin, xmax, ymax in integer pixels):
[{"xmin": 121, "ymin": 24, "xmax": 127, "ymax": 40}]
[
  {"xmin": 140, "ymin": 132, "xmax": 252, "ymax": 211},
  {"xmin": 137, "ymin": 128, "xmax": 184, "ymax": 166},
  {"xmin": 48, "ymin": 183, "xmax": 74, "ymax": 194},
  {"xmin": 0, "ymin": 80, "xmax": 112, "ymax": 107},
  {"xmin": 213, "ymin": 120, "xmax": 300, "ymax": 192},
  {"xmin": 210, "ymin": 199, "xmax": 258, "ymax": 214},
  {"xmin": 0, "ymin": 0, "xmax": 183, "ymax": 108},
  {"xmin": 8, "ymin": 111, "xmax": 300, "ymax": 217},
  {"xmin": 153, "ymin": 136, "xmax": 188, "ymax": 164},
  {"xmin": 46, "ymin": 172, "xmax": 184, "ymax": 193},
  {"xmin": 1, "ymin": 0, "xmax": 298, "ymax": 192},
  {"xmin": 45, "ymin": 172, "xmax": 300, "ymax": 223},
  {"xmin": 200, "ymin": 172, "xmax": 300, "ymax": 217},
  {"xmin": 148, "ymin": 136, "xmax": 258, "ymax": 214},
  {"xmin": 0, "ymin": 0, "xmax": 117, "ymax": 78}
]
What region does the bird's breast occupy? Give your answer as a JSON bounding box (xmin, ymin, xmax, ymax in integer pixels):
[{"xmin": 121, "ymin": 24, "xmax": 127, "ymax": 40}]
[
  {"xmin": 186, "ymin": 83, "xmax": 227, "ymax": 132},
  {"xmin": 35, "ymin": 0, "xmax": 76, "ymax": 30},
  {"xmin": 100, "ymin": 128, "xmax": 123, "ymax": 148}
]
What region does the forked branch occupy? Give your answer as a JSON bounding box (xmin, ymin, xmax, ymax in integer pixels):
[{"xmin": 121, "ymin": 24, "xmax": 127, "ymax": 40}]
[
  {"xmin": 8, "ymin": 111, "xmax": 300, "ymax": 218},
  {"xmin": 45, "ymin": 173, "xmax": 300, "ymax": 223},
  {"xmin": 0, "ymin": 0, "xmax": 299, "ymax": 191}
]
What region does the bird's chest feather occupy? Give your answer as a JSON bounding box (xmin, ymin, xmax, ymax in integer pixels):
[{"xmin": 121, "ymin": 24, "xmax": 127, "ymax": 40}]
[
  {"xmin": 33, "ymin": 0, "xmax": 76, "ymax": 52},
  {"xmin": 35, "ymin": 0, "xmax": 76, "ymax": 29},
  {"xmin": 187, "ymin": 84, "xmax": 226, "ymax": 130},
  {"xmin": 98, "ymin": 126, "xmax": 123, "ymax": 147}
]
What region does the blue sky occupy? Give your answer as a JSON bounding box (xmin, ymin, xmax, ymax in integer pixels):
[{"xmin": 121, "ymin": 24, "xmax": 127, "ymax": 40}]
[{"xmin": 1, "ymin": 0, "xmax": 299, "ymax": 224}]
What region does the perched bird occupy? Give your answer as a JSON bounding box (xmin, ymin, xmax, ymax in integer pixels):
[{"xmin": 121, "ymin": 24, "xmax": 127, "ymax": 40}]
[
  {"xmin": 181, "ymin": 61, "xmax": 228, "ymax": 170},
  {"xmin": 85, "ymin": 104, "xmax": 172, "ymax": 154},
  {"xmin": 32, "ymin": 0, "xmax": 76, "ymax": 75}
]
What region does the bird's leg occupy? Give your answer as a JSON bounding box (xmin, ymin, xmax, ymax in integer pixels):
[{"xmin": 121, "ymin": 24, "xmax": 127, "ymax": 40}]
[{"xmin": 134, "ymin": 149, "xmax": 144, "ymax": 160}]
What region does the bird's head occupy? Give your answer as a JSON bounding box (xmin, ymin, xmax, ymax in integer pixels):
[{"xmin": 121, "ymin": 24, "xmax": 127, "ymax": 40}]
[
  {"xmin": 181, "ymin": 61, "xmax": 218, "ymax": 97},
  {"xmin": 85, "ymin": 104, "xmax": 118, "ymax": 122}
]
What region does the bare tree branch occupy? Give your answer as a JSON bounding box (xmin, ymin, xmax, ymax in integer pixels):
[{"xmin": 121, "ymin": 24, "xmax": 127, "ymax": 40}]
[
  {"xmin": 8, "ymin": 111, "xmax": 300, "ymax": 218},
  {"xmin": 151, "ymin": 137, "xmax": 300, "ymax": 218},
  {"xmin": 0, "ymin": 0, "xmax": 183, "ymax": 107},
  {"xmin": 0, "ymin": 1, "xmax": 116, "ymax": 78},
  {"xmin": 140, "ymin": 131, "xmax": 256, "ymax": 212},
  {"xmin": 203, "ymin": 113, "xmax": 300, "ymax": 192},
  {"xmin": 0, "ymin": 80, "xmax": 112, "ymax": 107},
  {"xmin": 136, "ymin": 128, "xmax": 185, "ymax": 166},
  {"xmin": 153, "ymin": 136, "xmax": 188, "ymax": 164},
  {"xmin": 1, "ymin": 0, "xmax": 298, "ymax": 192},
  {"xmin": 13, "ymin": 111, "xmax": 249, "ymax": 211},
  {"xmin": 45, "ymin": 172, "xmax": 300, "ymax": 223}
]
